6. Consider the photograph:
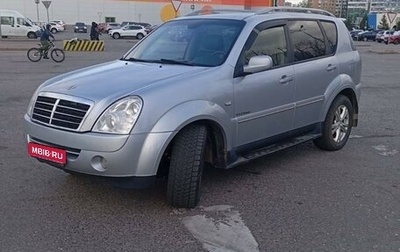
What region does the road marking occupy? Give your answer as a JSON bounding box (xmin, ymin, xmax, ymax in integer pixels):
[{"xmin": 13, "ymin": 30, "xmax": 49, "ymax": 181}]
[
  {"xmin": 182, "ymin": 205, "xmax": 260, "ymax": 252},
  {"xmin": 350, "ymin": 134, "xmax": 363, "ymax": 139},
  {"xmin": 372, "ymin": 145, "xmax": 398, "ymax": 156}
]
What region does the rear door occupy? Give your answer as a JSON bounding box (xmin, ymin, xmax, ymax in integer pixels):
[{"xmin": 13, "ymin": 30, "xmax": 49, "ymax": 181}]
[
  {"xmin": 0, "ymin": 15, "xmax": 15, "ymax": 36},
  {"xmin": 289, "ymin": 20, "xmax": 338, "ymax": 129}
]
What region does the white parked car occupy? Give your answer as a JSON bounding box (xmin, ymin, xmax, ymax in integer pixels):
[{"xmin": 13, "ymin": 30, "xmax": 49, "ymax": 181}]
[
  {"xmin": 109, "ymin": 25, "xmax": 147, "ymax": 39},
  {"xmin": 48, "ymin": 22, "xmax": 64, "ymax": 33},
  {"xmin": 50, "ymin": 20, "xmax": 66, "ymax": 31}
]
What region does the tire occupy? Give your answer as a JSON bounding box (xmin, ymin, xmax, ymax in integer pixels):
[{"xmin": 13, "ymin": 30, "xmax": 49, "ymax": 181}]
[
  {"xmin": 167, "ymin": 124, "xmax": 208, "ymax": 208},
  {"xmin": 136, "ymin": 33, "xmax": 144, "ymax": 39},
  {"xmin": 51, "ymin": 48, "xmax": 65, "ymax": 63},
  {"xmin": 363, "ymin": 37, "xmax": 368, "ymax": 41},
  {"xmin": 51, "ymin": 28, "xmax": 57, "ymax": 34},
  {"xmin": 27, "ymin": 48, "xmax": 42, "ymax": 62},
  {"xmin": 113, "ymin": 33, "xmax": 120, "ymax": 39},
  {"xmin": 314, "ymin": 95, "xmax": 353, "ymax": 151},
  {"xmin": 27, "ymin": 32, "xmax": 37, "ymax": 39}
]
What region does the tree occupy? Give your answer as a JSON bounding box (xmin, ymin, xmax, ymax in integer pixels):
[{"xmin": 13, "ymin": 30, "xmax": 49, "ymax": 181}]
[
  {"xmin": 359, "ymin": 14, "xmax": 368, "ymax": 30},
  {"xmin": 379, "ymin": 15, "xmax": 389, "ymax": 30},
  {"xmin": 296, "ymin": 0, "xmax": 311, "ymax": 8},
  {"xmin": 395, "ymin": 20, "xmax": 400, "ymax": 31}
]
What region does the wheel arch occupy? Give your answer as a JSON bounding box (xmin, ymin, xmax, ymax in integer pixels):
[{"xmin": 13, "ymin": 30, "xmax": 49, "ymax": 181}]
[
  {"xmin": 322, "ymin": 76, "xmax": 359, "ymax": 127},
  {"xmin": 27, "ymin": 32, "xmax": 37, "ymax": 39},
  {"xmin": 156, "ymin": 119, "xmax": 227, "ymax": 178},
  {"xmin": 140, "ymin": 100, "xmax": 232, "ymax": 177}
]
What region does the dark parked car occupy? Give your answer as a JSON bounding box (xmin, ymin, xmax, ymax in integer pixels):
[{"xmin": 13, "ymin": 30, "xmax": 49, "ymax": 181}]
[
  {"xmin": 74, "ymin": 22, "xmax": 87, "ymax": 33},
  {"xmin": 357, "ymin": 30, "xmax": 381, "ymax": 41}
]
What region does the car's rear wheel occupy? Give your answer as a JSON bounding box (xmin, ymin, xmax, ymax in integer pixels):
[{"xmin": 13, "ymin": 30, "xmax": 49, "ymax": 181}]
[
  {"xmin": 363, "ymin": 37, "xmax": 368, "ymax": 41},
  {"xmin": 136, "ymin": 33, "xmax": 144, "ymax": 39},
  {"xmin": 113, "ymin": 33, "xmax": 120, "ymax": 39},
  {"xmin": 51, "ymin": 28, "xmax": 57, "ymax": 34},
  {"xmin": 167, "ymin": 124, "xmax": 207, "ymax": 208},
  {"xmin": 314, "ymin": 95, "xmax": 353, "ymax": 151}
]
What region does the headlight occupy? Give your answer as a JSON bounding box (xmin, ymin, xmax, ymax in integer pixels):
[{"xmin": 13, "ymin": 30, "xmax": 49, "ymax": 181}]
[
  {"xmin": 93, "ymin": 96, "xmax": 142, "ymax": 134},
  {"xmin": 27, "ymin": 89, "xmax": 40, "ymax": 117}
]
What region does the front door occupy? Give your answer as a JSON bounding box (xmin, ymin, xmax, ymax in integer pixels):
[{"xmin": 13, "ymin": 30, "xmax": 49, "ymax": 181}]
[{"xmin": 233, "ymin": 21, "xmax": 295, "ymax": 147}]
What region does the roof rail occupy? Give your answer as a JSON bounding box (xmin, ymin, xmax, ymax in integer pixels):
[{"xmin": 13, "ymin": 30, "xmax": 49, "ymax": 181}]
[
  {"xmin": 256, "ymin": 7, "xmax": 335, "ymax": 17},
  {"xmin": 185, "ymin": 9, "xmax": 253, "ymax": 16}
]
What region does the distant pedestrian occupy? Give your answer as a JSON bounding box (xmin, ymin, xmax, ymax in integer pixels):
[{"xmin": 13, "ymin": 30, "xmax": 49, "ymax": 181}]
[{"xmin": 90, "ymin": 22, "xmax": 100, "ymax": 40}]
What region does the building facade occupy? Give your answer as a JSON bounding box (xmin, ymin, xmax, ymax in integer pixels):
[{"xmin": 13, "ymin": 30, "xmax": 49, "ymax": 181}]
[{"xmin": 0, "ymin": 0, "xmax": 273, "ymax": 25}]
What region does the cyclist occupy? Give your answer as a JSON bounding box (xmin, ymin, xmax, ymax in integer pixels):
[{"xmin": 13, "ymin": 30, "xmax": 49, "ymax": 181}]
[{"xmin": 40, "ymin": 24, "xmax": 55, "ymax": 59}]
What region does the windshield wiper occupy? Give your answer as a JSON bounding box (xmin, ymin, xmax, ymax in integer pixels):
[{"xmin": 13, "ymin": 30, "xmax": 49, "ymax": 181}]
[
  {"xmin": 123, "ymin": 58, "xmax": 158, "ymax": 63},
  {"xmin": 160, "ymin": 58, "xmax": 194, "ymax": 66}
]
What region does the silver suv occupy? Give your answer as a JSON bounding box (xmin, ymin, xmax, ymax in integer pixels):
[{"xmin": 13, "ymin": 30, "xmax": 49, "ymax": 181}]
[{"xmin": 25, "ymin": 8, "xmax": 361, "ymax": 208}]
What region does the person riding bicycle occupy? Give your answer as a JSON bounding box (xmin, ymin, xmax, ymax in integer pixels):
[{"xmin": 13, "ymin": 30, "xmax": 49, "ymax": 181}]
[{"xmin": 40, "ymin": 24, "xmax": 55, "ymax": 59}]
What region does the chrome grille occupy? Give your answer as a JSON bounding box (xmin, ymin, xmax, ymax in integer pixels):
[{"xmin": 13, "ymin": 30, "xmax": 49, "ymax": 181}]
[{"xmin": 32, "ymin": 95, "xmax": 90, "ymax": 130}]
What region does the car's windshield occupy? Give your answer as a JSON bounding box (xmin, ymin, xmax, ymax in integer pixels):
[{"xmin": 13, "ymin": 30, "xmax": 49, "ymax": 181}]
[{"xmin": 123, "ymin": 19, "xmax": 245, "ymax": 67}]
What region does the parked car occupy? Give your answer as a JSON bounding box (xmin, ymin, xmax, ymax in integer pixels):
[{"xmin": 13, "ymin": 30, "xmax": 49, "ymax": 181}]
[
  {"xmin": 109, "ymin": 25, "xmax": 146, "ymax": 39},
  {"xmin": 121, "ymin": 21, "xmax": 151, "ymax": 28},
  {"xmin": 105, "ymin": 22, "xmax": 121, "ymax": 32},
  {"xmin": 387, "ymin": 30, "xmax": 400, "ymax": 44},
  {"xmin": 25, "ymin": 8, "xmax": 361, "ymax": 209},
  {"xmin": 50, "ymin": 20, "xmax": 66, "ymax": 31},
  {"xmin": 383, "ymin": 30, "xmax": 395, "ymax": 44},
  {"xmin": 350, "ymin": 29, "xmax": 363, "ymax": 40},
  {"xmin": 375, "ymin": 30, "xmax": 385, "ymax": 43},
  {"xmin": 357, "ymin": 30, "xmax": 380, "ymax": 41},
  {"xmin": 145, "ymin": 24, "xmax": 158, "ymax": 34},
  {"xmin": 74, "ymin": 22, "xmax": 87, "ymax": 33},
  {"xmin": 48, "ymin": 22, "xmax": 65, "ymax": 33}
]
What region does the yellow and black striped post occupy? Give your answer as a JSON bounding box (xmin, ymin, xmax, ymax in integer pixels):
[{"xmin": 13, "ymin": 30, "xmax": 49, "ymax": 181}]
[{"xmin": 63, "ymin": 40, "xmax": 105, "ymax": 51}]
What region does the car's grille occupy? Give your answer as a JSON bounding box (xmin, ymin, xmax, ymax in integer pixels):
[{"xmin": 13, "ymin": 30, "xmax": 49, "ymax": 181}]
[{"xmin": 32, "ymin": 96, "xmax": 90, "ymax": 130}]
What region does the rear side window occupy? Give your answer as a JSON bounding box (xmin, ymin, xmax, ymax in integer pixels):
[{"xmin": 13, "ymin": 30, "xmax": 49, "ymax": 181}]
[
  {"xmin": 1, "ymin": 16, "xmax": 14, "ymax": 25},
  {"xmin": 288, "ymin": 20, "xmax": 326, "ymax": 62},
  {"xmin": 320, "ymin": 21, "xmax": 337, "ymax": 54}
]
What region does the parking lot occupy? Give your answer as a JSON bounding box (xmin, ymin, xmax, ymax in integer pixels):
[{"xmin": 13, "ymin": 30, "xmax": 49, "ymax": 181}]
[{"xmin": 0, "ymin": 30, "xmax": 399, "ymax": 251}]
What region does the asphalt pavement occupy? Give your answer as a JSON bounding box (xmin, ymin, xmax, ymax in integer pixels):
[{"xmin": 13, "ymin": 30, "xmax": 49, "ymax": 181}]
[{"xmin": 0, "ymin": 35, "xmax": 399, "ymax": 252}]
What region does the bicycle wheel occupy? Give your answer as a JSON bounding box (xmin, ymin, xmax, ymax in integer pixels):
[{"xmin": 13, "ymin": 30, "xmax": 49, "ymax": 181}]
[
  {"xmin": 51, "ymin": 48, "xmax": 65, "ymax": 63},
  {"xmin": 27, "ymin": 48, "xmax": 42, "ymax": 62}
]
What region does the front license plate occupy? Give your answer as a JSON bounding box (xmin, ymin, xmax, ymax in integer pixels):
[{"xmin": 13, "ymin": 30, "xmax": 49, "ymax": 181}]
[{"xmin": 28, "ymin": 142, "xmax": 67, "ymax": 164}]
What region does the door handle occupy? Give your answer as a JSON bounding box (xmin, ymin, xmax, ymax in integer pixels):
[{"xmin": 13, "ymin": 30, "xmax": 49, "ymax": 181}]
[
  {"xmin": 326, "ymin": 64, "xmax": 337, "ymax": 72},
  {"xmin": 279, "ymin": 75, "xmax": 293, "ymax": 84}
]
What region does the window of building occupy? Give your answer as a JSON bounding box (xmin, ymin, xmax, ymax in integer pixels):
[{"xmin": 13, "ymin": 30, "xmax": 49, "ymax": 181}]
[
  {"xmin": 288, "ymin": 20, "xmax": 326, "ymax": 62},
  {"xmin": 105, "ymin": 17, "xmax": 116, "ymax": 23}
]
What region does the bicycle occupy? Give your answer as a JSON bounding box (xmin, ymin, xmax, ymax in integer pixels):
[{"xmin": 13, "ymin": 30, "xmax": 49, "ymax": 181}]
[{"xmin": 27, "ymin": 40, "xmax": 65, "ymax": 63}]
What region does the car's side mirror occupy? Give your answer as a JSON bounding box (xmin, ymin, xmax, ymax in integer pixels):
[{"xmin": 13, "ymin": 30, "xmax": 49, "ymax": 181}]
[{"xmin": 243, "ymin": 55, "xmax": 273, "ymax": 74}]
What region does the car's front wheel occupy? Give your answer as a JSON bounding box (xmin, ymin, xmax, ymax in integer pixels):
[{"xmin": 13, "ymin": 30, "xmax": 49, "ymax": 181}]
[
  {"xmin": 113, "ymin": 33, "xmax": 120, "ymax": 39},
  {"xmin": 167, "ymin": 124, "xmax": 208, "ymax": 208},
  {"xmin": 314, "ymin": 95, "xmax": 353, "ymax": 151}
]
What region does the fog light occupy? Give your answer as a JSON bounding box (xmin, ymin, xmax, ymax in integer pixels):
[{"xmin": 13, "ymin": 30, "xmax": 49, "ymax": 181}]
[{"xmin": 91, "ymin": 156, "xmax": 108, "ymax": 172}]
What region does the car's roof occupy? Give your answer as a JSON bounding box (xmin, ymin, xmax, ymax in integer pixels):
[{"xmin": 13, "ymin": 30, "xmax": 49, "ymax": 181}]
[{"xmin": 177, "ymin": 7, "xmax": 338, "ymax": 23}]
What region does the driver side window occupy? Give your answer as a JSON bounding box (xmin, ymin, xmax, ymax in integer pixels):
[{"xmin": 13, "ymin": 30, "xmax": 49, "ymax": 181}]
[{"xmin": 244, "ymin": 26, "xmax": 287, "ymax": 67}]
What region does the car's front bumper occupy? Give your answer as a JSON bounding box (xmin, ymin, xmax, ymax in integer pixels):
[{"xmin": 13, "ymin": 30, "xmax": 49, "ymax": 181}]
[{"xmin": 24, "ymin": 114, "xmax": 172, "ymax": 178}]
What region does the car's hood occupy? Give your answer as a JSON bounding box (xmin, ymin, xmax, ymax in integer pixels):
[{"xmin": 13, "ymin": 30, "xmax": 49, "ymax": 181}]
[{"xmin": 40, "ymin": 60, "xmax": 208, "ymax": 101}]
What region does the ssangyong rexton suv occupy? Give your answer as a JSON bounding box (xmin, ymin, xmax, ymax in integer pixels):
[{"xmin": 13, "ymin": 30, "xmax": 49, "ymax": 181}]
[{"xmin": 25, "ymin": 7, "xmax": 362, "ymax": 208}]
